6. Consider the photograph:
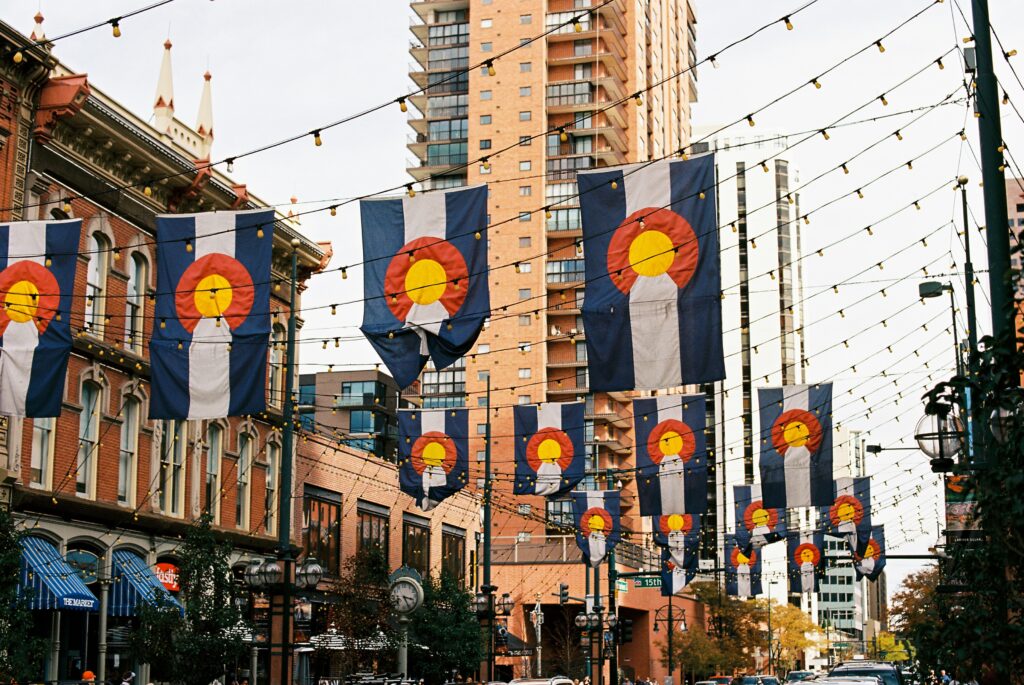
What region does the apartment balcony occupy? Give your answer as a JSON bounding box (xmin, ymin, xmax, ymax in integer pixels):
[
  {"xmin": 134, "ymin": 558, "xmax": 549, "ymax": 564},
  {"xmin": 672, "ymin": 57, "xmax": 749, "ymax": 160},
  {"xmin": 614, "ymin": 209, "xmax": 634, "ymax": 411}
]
[
  {"xmin": 406, "ymin": 155, "xmax": 467, "ymax": 181},
  {"xmin": 547, "ymin": 383, "xmax": 588, "ymax": 397},
  {"xmin": 585, "ymin": 409, "xmax": 631, "ymax": 430},
  {"xmin": 409, "ymin": 42, "xmax": 428, "ymax": 68},
  {"xmin": 546, "ymin": 304, "xmax": 581, "ymax": 317},
  {"xmin": 407, "ymin": 132, "xmax": 468, "ymax": 157},
  {"xmin": 547, "ymin": 359, "xmax": 587, "ymax": 369},
  {"xmin": 573, "ymin": 124, "xmax": 628, "ymax": 155},
  {"xmin": 590, "ymin": 0, "xmax": 628, "ymax": 35},
  {"xmin": 410, "ymin": 0, "xmax": 469, "ymax": 22},
  {"xmin": 546, "ymin": 17, "xmax": 627, "ymax": 60},
  {"xmin": 548, "ymin": 46, "xmax": 627, "ymax": 83},
  {"xmin": 591, "ymin": 435, "xmax": 631, "ymax": 456}
]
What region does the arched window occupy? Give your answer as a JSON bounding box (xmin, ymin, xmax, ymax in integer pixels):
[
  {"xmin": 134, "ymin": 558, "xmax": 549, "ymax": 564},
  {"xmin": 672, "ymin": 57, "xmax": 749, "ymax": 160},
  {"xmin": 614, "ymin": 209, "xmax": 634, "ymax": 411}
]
[
  {"xmin": 265, "ymin": 441, "xmax": 279, "ymax": 534},
  {"xmin": 236, "ymin": 432, "xmax": 253, "ymax": 530},
  {"xmin": 30, "ymin": 417, "xmax": 55, "ymax": 489},
  {"xmin": 205, "ymin": 423, "xmax": 223, "ymax": 523},
  {"xmin": 77, "ymin": 381, "xmax": 102, "ymax": 498},
  {"xmin": 84, "ymin": 233, "xmax": 110, "ymax": 332},
  {"xmin": 269, "ymin": 324, "xmax": 286, "ymax": 408},
  {"xmin": 118, "ymin": 396, "xmax": 140, "ymax": 506},
  {"xmin": 124, "ymin": 254, "xmax": 147, "ymax": 353}
]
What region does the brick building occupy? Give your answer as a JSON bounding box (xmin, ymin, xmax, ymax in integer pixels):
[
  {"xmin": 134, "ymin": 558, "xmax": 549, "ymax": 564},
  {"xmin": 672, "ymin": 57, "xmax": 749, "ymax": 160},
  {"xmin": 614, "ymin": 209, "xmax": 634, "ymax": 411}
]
[{"xmin": 0, "ymin": 17, "xmax": 331, "ymax": 684}]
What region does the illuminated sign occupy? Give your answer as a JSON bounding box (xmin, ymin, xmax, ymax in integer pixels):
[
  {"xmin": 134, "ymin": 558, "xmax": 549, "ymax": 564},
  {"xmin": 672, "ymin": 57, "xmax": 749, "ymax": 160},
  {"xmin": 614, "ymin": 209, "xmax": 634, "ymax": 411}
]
[{"xmin": 154, "ymin": 562, "xmax": 180, "ymax": 592}]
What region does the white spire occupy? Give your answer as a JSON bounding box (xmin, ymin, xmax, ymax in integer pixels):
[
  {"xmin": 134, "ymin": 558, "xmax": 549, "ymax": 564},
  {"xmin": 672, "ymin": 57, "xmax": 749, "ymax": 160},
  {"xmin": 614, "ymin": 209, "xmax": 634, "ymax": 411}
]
[
  {"xmin": 30, "ymin": 12, "xmax": 45, "ymax": 42},
  {"xmin": 196, "ymin": 70, "xmax": 214, "ymax": 159},
  {"xmin": 153, "ymin": 39, "xmax": 174, "ymax": 133}
]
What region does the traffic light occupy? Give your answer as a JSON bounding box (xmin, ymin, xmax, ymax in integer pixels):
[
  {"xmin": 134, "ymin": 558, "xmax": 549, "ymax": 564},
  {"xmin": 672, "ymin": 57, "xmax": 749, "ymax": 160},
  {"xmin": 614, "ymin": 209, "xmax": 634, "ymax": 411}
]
[
  {"xmin": 618, "ymin": 618, "xmax": 634, "ymax": 644},
  {"xmin": 559, "ymin": 582, "xmax": 570, "ymax": 604}
]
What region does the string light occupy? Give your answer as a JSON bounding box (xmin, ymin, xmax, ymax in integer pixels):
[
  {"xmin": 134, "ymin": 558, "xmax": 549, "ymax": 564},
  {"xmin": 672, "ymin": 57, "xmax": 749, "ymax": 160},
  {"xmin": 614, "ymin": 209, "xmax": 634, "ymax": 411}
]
[
  {"xmin": 709, "ymin": 54, "xmax": 719, "ymax": 68},
  {"xmin": 341, "ymin": 267, "xmax": 348, "ymax": 280},
  {"xmin": 257, "ymin": 226, "xmax": 264, "ymax": 238},
  {"xmin": 398, "ymin": 97, "xmax": 408, "ymax": 113},
  {"xmin": 879, "ymin": 94, "xmax": 888, "ymax": 106},
  {"xmin": 185, "ymin": 239, "xmax": 193, "ymax": 253},
  {"xmin": 226, "ymin": 158, "xmax": 235, "ymax": 173},
  {"xmin": 406, "ymin": 184, "xmax": 415, "ymax": 198},
  {"xmin": 856, "ymin": 188, "xmax": 864, "ymax": 199},
  {"xmin": 811, "ymin": 78, "xmax": 822, "ymax": 89},
  {"xmin": 572, "ymin": 16, "xmax": 583, "ymax": 32},
  {"xmin": 875, "ymin": 40, "xmax": 885, "ymax": 53},
  {"xmin": 634, "ymin": 93, "xmax": 643, "ymax": 106},
  {"xmin": 111, "ymin": 19, "xmax": 121, "ymax": 38},
  {"xmin": 313, "ymin": 130, "xmax": 323, "ymax": 147},
  {"xmin": 13, "ymin": 51, "xmax": 23, "ymax": 64},
  {"xmin": 746, "ymin": 114, "xmax": 755, "ymax": 127},
  {"xmin": 143, "ymin": 185, "xmax": 152, "ymax": 197},
  {"xmin": 895, "ymin": 130, "xmax": 903, "ymax": 141},
  {"xmin": 783, "ymin": 16, "xmax": 793, "ymax": 30},
  {"xmin": 761, "ymin": 161, "xmax": 770, "ymax": 173},
  {"xmin": 486, "ymin": 60, "xmax": 496, "ymax": 76},
  {"xmin": 820, "ymin": 129, "xmax": 830, "ymax": 141},
  {"xmin": 936, "ymin": 57, "xmax": 944, "ymax": 70},
  {"xmin": 841, "ymin": 163, "xmax": 849, "ymax": 174},
  {"xmin": 1005, "ymin": 49, "xmax": 1017, "ymax": 58}
]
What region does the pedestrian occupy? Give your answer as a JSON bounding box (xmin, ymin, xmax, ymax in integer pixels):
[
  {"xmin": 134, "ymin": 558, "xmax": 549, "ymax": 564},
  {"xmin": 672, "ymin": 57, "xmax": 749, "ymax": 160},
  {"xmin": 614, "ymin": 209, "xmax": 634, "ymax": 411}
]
[
  {"xmin": 81, "ymin": 671, "xmax": 96, "ymax": 683},
  {"xmin": 940, "ymin": 670, "xmax": 950, "ymax": 685},
  {"xmin": 121, "ymin": 672, "xmax": 136, "ymax": 685}
]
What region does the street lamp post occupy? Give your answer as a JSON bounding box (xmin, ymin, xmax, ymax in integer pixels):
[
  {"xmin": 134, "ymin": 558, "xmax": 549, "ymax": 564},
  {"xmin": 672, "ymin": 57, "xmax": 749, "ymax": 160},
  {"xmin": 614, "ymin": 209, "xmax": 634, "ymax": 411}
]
[{"xmin": 652, "ymin": 603, "xmax": 687, "ymax": 685}]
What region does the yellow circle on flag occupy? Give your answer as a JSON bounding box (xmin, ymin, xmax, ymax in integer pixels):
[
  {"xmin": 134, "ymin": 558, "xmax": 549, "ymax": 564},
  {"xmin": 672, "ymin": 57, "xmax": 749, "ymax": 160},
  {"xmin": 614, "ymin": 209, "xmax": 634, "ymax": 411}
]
[
  {"xmin": 628, "ymin": 230, "xmax": 675, "ymax": 277},
  {"xmin": 783, "ymin": 420, "xmax": 810, "ymax": 447},
  {"xmin": 836, "ymin": 502, "xmax": 856, "ymax": 522},
  {"xmin": 588, "ymin": 514, "xmax": 606, "ymax": 532},
  {"xmin": 666, "ymin": 513, "xmax": 686, "ymax": 530},
  {"xmin": 195, "ymin": 274, "xmax": 233, "ymax": 318},
  {"xmin": 799, "ymin": 548, "xmax": 816, "ymax": 563},
  {"xmin": 736, "ymin": 551, "xmax": 751, "ymax": 564},
  {"xmin": 864, "ymin": 542, "xmax": 877, "ymax": 557},
  {"xmin": 405, "ymin": 259, "xmax": 447, "ymax": 305},
  {"xmin": 659, "ymin": 430, "xmax": 684, "ymax": 456},
  {"xmin": 537, "ymin": 438, "xmax": 562, "ymax": 463},
  {"xmin": 5, "ymin": 280, "xmax": 39, "ymax": 322},
  {"xmin": 751, "ymin": 508, "xmax": 770, "ymax": 528},
  {"xmin": 422, "ymin": 441, "xmax": 446, "ymax": 466}
]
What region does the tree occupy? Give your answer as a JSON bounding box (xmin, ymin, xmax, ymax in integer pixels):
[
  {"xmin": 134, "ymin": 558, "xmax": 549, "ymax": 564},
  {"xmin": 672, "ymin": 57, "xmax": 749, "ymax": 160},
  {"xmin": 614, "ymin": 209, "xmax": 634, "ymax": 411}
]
[
  {"xmin": 0, "ymin": 508, "xmax": 46, "ymax": 682},
  {"xmin": 684, "ymin": 582, "xmax": 764, "ymax": 673},
  {"xmin": 409, "ymin": 573, "xmax": 483, "ymax": 684},
  {"xmin": 543, "ymin": 606, "xmax": 586, "ymax": 680},
  {"xmin": 889, "ymin": 567, "xmax": 945, "ymax": 673},
  {"xmin": 659, "ymin": 626, "xmax": 724, "ymax": 682},
  {"xmin": 757, "ymin": 599, "xmax": 818, "ymax": 673},
  {"xmin": 318, "ymin": 545, "xmax": 395, "ymax": 677},
  {"xmin": 131, "ymin": 514, "xmax": 249, "ymax": 685}
]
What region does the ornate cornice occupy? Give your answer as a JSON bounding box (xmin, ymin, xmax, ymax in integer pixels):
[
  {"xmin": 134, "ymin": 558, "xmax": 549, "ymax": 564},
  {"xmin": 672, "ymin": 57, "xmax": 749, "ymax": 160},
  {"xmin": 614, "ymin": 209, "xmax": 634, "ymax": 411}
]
[{"xmin": 33, "ymin": 73, "xmax": 89, "ymax": 144}]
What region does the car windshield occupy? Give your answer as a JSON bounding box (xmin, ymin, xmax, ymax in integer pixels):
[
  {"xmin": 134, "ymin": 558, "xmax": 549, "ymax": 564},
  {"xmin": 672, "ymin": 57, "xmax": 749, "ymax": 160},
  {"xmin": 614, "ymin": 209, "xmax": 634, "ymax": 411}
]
[
  {"xmin": 833, "ymin": 670, "xmax": 897, "ymax": 685},
  {"xmin": 761, "ymin": 678, "xmax": 780, "ymax": 685},
  {"xmin": 787, "ymin": 675, "xmax": 812, "ymax": 682},
  {"xmin": 742, "ymin": 678, "xmax": 759, "ymax": 685}
]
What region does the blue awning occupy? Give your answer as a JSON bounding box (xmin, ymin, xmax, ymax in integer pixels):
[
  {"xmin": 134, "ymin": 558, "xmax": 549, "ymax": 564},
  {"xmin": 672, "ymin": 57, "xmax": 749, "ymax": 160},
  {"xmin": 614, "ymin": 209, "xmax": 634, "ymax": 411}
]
[
  {"xmin": 109, "ymin": 549, "xmax": 183, "ymax": 617},
  {"xmin": 19, "ymin": 536, "xmax": 99, "ymax": 612}
]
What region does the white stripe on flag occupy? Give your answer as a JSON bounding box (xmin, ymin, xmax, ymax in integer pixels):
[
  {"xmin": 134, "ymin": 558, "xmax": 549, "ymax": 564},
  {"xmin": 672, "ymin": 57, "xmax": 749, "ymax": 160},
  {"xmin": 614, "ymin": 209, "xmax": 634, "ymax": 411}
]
[
  {"xmin": 738, "ymin": 566, "xmax": 751, "ymax": 597},
  {"xmin": 0, "ymin": 223, "xmax": 47, "ymax": 416},
  {"xmin": 654, "ymin": 395, "xmax": 687, "ymax": 513},
  {"xmin": 421, "ymin": 409, "xmax": 446, "ymax": 434},
  {"xmin": 402, "ymin": 193, "xmax": 448, "ymax": 346},
  {"xmin": 624, "ymin": 161, "xmax": 682, "ymax": 389},
  {"xmin": 800, "ymin": 561, "xmax": 815, "ymax": 593},
  {"xmin": 419, "ymin": 409, "xmax": 447, "ymax": 510},
  {"xmin": 835, "ymin": 477, "xmax": 855, "ymax": 537},
  {"xmin": 537, "ymin": 402, "xmax": 563, "ymax": 429},
  {"xmin": 185, "ymin": 213, "xmax": 237, "ymax": 418},
  {"xmin": 782, "ymin": 385, "xmax": 812, "ymax": 506}
]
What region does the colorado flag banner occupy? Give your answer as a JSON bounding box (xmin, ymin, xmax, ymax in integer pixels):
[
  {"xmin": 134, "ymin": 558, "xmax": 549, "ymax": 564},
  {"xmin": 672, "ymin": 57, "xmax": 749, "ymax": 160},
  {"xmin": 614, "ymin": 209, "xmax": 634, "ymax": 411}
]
[
  {"xmin": 150, "ymin": 210, "xmax": 274, "ymax": 419},
  {"xmin": 734, "ymin": 484, "xmax": 787, "ymax": 550},
  {"xmin": 822, "ymin": 476, "xmax": 872, "ymax": 552},
  {"xmin": 853, "ymin": 525, "xmax": 886, "ymax": 581},
  {"xmin": 758, "ymin": 383, "xmax": 834, "ymax": 509},
  {"xmin": 787, "ymin": 530, "xmax": 826, "ymax": 594},
  {"xmin": 360, "ymin": 186, "xmax": 489, "ymax": 388},
  {"xmin": 634, "ymin": 395, "xmax": 708, "ymax": 516},
  {"xmin": 572, "ymin": 491, "xmax": 620, "ymax": 568},
  {"xmin": 725, "ymin": 533, "xmax": 762, "ymax": 598},
  {"xmin": 0, "ymin": 219, "xmax": 81, "ymax": 417},
  {"xmin": 398, "ymin": 408, "xmax": 469, "ymax": 511},
  {"xmin": 577, "ymin": 156, "xmax": 724, "ymax": 391},
  {"xmin": 513, "ymin": 402, "xmax": 585, "ymax": 498},
  {"xmin": 660, "ymin": 547, "xmax": 696, "ymax": 596},
  {"xmin": 652, "ymin": 513, "xmax": 700, "ymax": 572}
]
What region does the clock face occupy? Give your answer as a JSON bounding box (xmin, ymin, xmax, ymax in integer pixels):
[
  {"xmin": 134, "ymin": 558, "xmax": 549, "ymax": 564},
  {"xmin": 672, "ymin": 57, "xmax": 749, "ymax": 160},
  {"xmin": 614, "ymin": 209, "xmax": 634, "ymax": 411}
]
[{"xmin": 390, "ymin": 578, "xmax": 422, "ymax": 614}]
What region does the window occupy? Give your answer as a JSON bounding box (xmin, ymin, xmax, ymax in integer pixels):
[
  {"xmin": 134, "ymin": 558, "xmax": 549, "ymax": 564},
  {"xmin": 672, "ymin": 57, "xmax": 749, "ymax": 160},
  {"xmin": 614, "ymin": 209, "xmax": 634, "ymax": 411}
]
[
  {"xmin": 480, "ymin": 18, "xmax": 492, "ymax": 28},
  {"xmin": 158, "ymin": 420, "xmax": 186, "ymax": 516},
  {"xmin": 546, "ymin": 259, "xmax": 586, "ymax": 284},
  {"xmin": 118, "ymin": 397, "xmax": 140, "ymax": 506},
  {"xmin": 303, "ymin": 487, "xmax": 342, "ymax": 576},
  {"xmin": 518, "ymin": 262, "xmax": 533, "ymax": 273},
  {"xmin": 477, "ymin": 423, "xmax": 487, "ymax": 435},
  {"xmin": 520, "ymin": 62, "xmax": 532, "ymax": 72},
  {"xmin": 520, "ymin": 13, "xmax": 533, "ymax": 24},
  {"xmin": 518, "ymin": 395, "xmax": 531, "ymax": 405},
  {"xmin": 77, "ymin": 382, "xmax": 101, "ymax": 497},
  {"xmin": 84, "ymin": 233, "xmax": 110, "ymax": 333},
  {"xmin": 236, "ymin": 431, "xmax": 252, "ymax": 529},
  {"xmin": 518, "ymin": 212, "xmax": 531, "ymax": 222},
  {"xmin": 479, "ymin": 164, "xmax": 492, "ymax": 175},
  {"xmin": 519, "ymin": 186, "xmax": 532, "ymax": 196},
  {"xmin": 340, "ymin": 380, "xmax": 385, "ymax": 406},
  {"xmin": 519, "ymin": 111, "xmax": 532, "ymax": 121},
  {"xmin": 480, "ymin": 139, "xmax": 492, "ymax": 149},
  {"xmin": 480, "ymin": 115, "xmax": 492, "ymax": 125},
  {"xmin": 520, "ymin": 86, "xmax": 532, "ymax": 97},
  {"xmin": 358, "ymin": 501, "xmax": 390, "ymax": 562},
  {"xmin": 518, "ymin": 315, "xmax": 531, "ymax": 326},
  {"xmin": 269, "ymin": 324, "xmax": 285, "ymax": 408},
  {"xmin": 518, "ymin": 288, "xmax": 532, "ymax": 299},
  {"xmin": 476, "ymin": 450, "xmax": 486, "ymax": 462},
  {"xmin": 477, "ymin": 371, "xmax": 491, "ymax": 381},
  {"xmin": 427, "ymin": 142, "xmax": 468, "ymax": 165},
  {"xmin": 30, "ymin": 417, "xmax": 54, "ymax": 488},
  {"xmin": 206, "ymin": 424, "xmax": 223, "ymax": 522},
  {"xmin": 519, "ymin": 161, "xmax": 532, "ymax": 171},
  {"xmin": 403, "ymin": 518, "xmax": 431, "ymax": 576},
  {"xmin": 481, "ymin": 42, "xmax": 493, "ymax": 52},
  {"xmin": 476, "ymin": 396, "xmax": 488, "ymax": 407},
  {"xmin": 428, "ymin": 118, "xmax": 468, "ymax": 141},
  {"xmin": 266, "ymin": 442, "xmax": 280, "ymax": 534},
  {"xmin": 124, "ymin": 255, "xmax": 146, "ymax": 352},
  {"xmin": 519, "ymin": 341, "xmax": 532, "ymax": 353},
  {"xmin": 478, "ymin": 344, "xmax": 490, "ymax": 353},
  {"xmin": 428, "ymin": 21, "xmax": 469, "ymax": 46},
  {"xmin": 547, "ymin": 82, "xmax": 594, "ymax": 106},
  {"xmin": 519, "ymin": 237, "xmax": 532, "ymax": 248},
  {"xmin": 480, "ymin": 90, "xmax": 492, "ymax": 101},
  {"xmin": 518, "ymin": 368, "xmax": 532, "ymax": 379},
  {"xmin": 442, "ymin": 527, "xmax": 467, "ymax": 584},
  {"xmin": 546, "ymin": 499, "xmax": 574, "ymax": 533},
  {"xmin": 519, "ymin": 136, "xmax": 532, "ymax": 146}
]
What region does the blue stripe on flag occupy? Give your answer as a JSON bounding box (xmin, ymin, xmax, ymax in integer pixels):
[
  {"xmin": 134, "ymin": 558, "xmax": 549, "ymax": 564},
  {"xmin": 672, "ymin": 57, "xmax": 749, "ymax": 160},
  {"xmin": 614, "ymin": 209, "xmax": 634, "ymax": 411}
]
[{"xmin": 633, "ymin": 395, "xmax": 708, "ymax": 516}]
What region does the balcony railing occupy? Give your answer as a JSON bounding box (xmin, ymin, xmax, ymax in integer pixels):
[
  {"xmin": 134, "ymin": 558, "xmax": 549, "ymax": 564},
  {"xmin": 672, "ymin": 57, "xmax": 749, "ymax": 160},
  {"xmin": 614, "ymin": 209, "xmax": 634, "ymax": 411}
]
[{"xmin": 493, "ymin": 535, "xmax": 657, "ymax": 569}]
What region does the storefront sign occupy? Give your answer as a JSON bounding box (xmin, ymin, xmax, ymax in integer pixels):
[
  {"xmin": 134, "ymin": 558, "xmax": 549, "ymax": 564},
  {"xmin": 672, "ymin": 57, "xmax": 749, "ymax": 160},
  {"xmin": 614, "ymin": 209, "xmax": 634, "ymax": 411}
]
[
  {"xmin": 154, "ymin": 562, "xmax": 180, "ymax": 592},
  {"xmin": 66, "ymin": 549, "xmax": 99, "ymax": 584}
]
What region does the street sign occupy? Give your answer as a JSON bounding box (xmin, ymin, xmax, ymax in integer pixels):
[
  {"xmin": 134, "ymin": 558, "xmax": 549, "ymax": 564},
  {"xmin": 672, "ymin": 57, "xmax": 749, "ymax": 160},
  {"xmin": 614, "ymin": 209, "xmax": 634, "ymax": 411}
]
[
  {"xmin": 633, "ymin": 577, "xmax": 662, "ymax": 588},
  {"xmin": 616, "ymin": 579, "xmax": 629, "ymax": 594}
]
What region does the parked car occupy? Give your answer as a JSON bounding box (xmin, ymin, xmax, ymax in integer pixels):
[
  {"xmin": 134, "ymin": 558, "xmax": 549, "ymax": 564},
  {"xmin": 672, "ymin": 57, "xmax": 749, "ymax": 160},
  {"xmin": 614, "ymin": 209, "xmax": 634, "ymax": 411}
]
[
  {"xmin": 695, "ymin": 680, "xmax": 719, "ymax": 685},
  {"xmin": 754, "ymin": 675, "xmax": 780, "ymax": 685},
  {"xmin": 786, "ymin": 673, "xmax": 816, "ymax": 683},
  {"xmin": 709, "ymin": 676, "xmax": 733, "ymax": 685},
  {"xmin": 829, "ymin": 661, "xmax": 903, "ymax": 685},
  {"xmin": 509, "ymin": 678, "xmax": 573, "ymax": 685}
]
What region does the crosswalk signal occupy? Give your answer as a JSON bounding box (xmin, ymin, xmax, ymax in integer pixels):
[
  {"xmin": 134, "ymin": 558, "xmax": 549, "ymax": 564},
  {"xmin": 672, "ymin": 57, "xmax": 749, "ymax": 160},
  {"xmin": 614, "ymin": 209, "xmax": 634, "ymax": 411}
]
[
  {"xmin": 619, "ymin": 618, "xmax": 634, "ymax": 644},
  {"xmin": 559, "ymin": 582, "xmax": 570, "ymax": 604}
]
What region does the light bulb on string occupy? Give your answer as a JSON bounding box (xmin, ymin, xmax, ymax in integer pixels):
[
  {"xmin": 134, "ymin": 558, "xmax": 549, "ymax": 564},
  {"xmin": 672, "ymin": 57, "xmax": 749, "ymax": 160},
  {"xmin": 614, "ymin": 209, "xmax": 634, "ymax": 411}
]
[
  {"xmin": 783, "ymin": 16, "xmax": 793, "ymax": 30},
  {"xmin": 111, "ymin": 19, "xmax": 121, "ymax": 38},
  {"xmin": 313, "ymin": 130, "xmax": 322, "ymax": 147}
]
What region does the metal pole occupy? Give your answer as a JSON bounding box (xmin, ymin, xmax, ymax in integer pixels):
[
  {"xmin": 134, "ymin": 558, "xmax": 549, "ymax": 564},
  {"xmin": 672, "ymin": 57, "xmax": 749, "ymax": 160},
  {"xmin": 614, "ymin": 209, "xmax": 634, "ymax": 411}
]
[
  {"xmin": 278, "ymin": 239, "xmax": 300, "ymax": 684},
  {"xmin": 607, "ymin": 549, "xmax": 617, "ymax": 685},
  {"xmin": 969, "ymin": 0, "xmax": 1013, "ymax": 349},
  {"xmin": 533, "ymin": 594, "xmax": 543, "ymax": 677},
  {"xmin": 484, "ymin": 375, "xmax": 494, "ymax": 683},
  {"xmin": 766, "ymin": 582, "xmax": 772, "ymax": 675},
  {"xmin": 949, "ymin": 288, "xmax": 964, "ymax": 378},
  {"xmin": 398, "ymin": 615, "xmax": 410, "ymax": 677},
  {"xmin": 667, "ymin": 599, "xmax": 674, "ymax": 684},
  {"xmin": 595, "ymin": 564, "xmax": 603, "ymax": 685},
  {"xmin": 959, "ymin": 178, "xmax": 983, "ymax": 465}
]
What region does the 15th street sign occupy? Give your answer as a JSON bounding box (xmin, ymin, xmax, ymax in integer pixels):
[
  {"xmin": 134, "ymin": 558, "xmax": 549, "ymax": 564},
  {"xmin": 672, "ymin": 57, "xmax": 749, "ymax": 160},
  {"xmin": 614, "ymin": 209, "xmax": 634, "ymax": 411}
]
[{"xmin": 634, "ymin": 577, "xmax": 662, "ymax": 588}]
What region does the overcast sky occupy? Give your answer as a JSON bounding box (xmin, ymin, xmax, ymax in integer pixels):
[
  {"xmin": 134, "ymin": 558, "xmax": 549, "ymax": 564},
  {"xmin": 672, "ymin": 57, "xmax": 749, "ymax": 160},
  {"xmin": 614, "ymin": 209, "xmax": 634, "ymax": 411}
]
[{"xmin": 12, "ymin": 0, "xmax": 1023, "ymax": 599}]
